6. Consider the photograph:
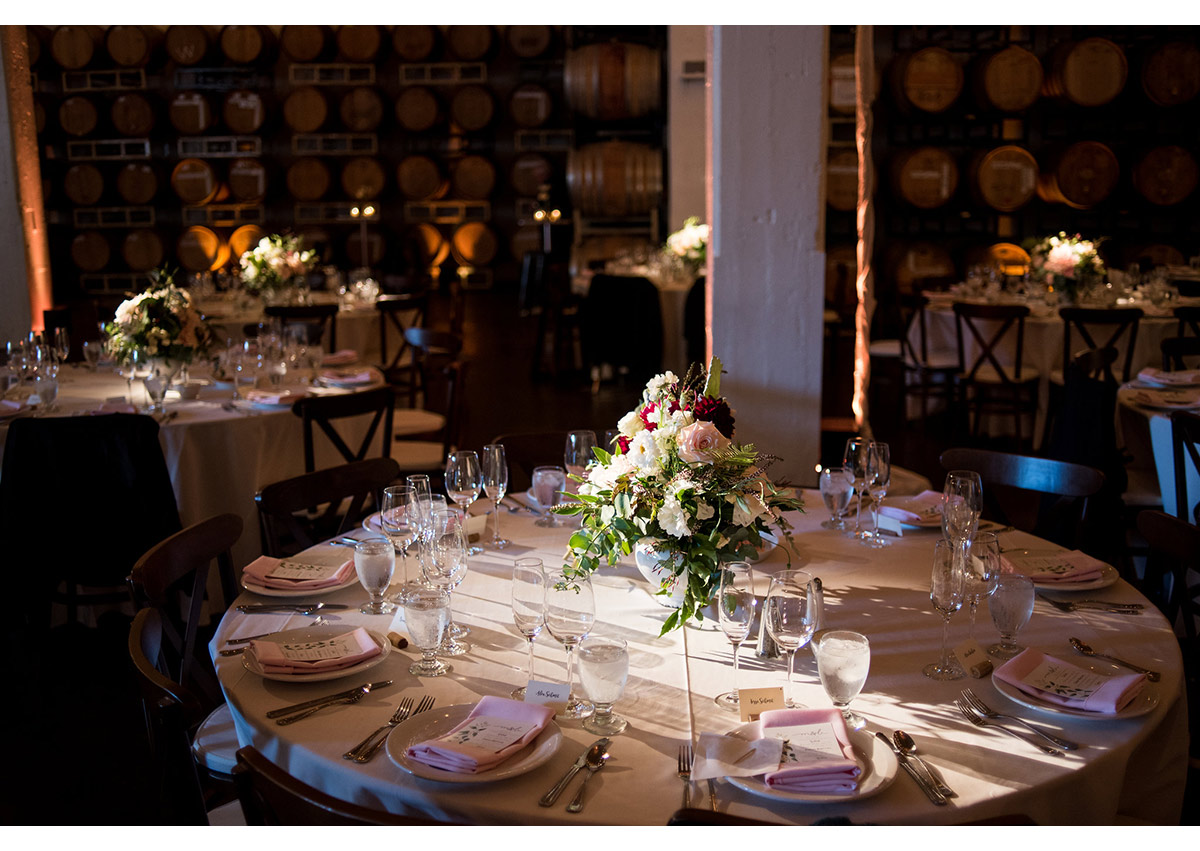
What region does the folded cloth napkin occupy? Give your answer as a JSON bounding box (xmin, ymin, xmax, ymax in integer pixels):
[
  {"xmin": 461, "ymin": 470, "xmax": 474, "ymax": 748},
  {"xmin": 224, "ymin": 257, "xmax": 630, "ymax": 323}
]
[
  {"xmin": 994, "ymin": 648, "xmax": 1146, "ymax": 714},
  {"xmin": 321, "ymin": 369, "xmax": 374, "ymax": 384},
  {"xmin": 1137, "ymin": 366, "xmax": 1200, "ymax": 386},
  {"xmin": 244, "ymin": 388, "xmax": 308, "ymax": 406},
  {"xmin": 1, "ymin": 399, "xmax": 24, "ymax": 412},
  {"xmin": 93, "ymin": 401, "xmax": 137, "ymax": 414},
  {"xmin": 250, "ymin": 627, "xmax": 380, "ymax": 675},
  {"xmin": 242, "ymin": 555, "xmax": 354, "ymax": 590},
  {"xmin": 1000, "ymin": 550, "xmax": 1106, "ymax": 583},
  {"xmin": 758, "ymin": 707, "xmax": 861, "ymax": 793},
  {"xmin": 322, "ymin": 349, "xmax": 359, "ymax": 366},
  {"xmin": 405, "ymin": 696, "xmax": 555, "ymax": 774},
  {"xmin": 878, "ymin": 489, "xmax": 943, "ymax": 525}
]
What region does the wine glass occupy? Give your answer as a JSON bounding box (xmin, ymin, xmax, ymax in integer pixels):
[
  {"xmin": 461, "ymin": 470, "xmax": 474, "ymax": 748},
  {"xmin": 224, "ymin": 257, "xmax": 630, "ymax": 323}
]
[
  {"xmin": 819, "ymin": 466, "xmax": 853, "ymax": 530},
  {"xmin": 814, "ymin": 630, "xmax": 871, "ymax": 731},
  {"xmin": 842, "ymin": 437, "xmax": 871, "ymax": 540},
  {"xmin": 120, "ymin": 350, "xmax": 143, "ymax": 407},
  {"xmin": 353, "ymin": 538, "xmax": 396, "ymax": 615},
  {"xmin": 714, "ymin": 562, "xmax": 756, "ymax": 711},
  {"xmin": 482, "ymin": 444, "xmax": 511, "ymax": 550},
  {"xmin": 52, "ymin": 327, "xmax": 70, "ymax": 364},
  {"xmin": 603, "ymin": 429, "xmax": 622, "ymax": 453},
  {"xmin": 865, "ymin": 442, "xmax": 891, "ymax": 548},
  {"xmin": 400, "ymin": 583, "xmax": 451, "ymax": 677},
  {"xmin": 406, "ymin": 474, "xmax": 433, "ymax": 575},
  {"xmin": 445, "ymin": 450, "xmax": 483, "ymax": 555},
  {"xmin": 579, "ymin": 635, "xmax": 629, "ymax": 735},
  {"xmin": 765, "ymin": 570, "xmax": 816, "ymax": 708},
  {"xmin": 545, "ymin": 570, "xmax": 596, "ymax": 720},
  {"xmin": 379, "ymin": 485, "xmax": 415, "ymax": 586},
  {"xmin": 988, "ymin": 574, "xmax": 1035, "ymax": 659},
  {"xmin": 423, "ymin": 507, "xmax": 470, "ymax": 656},
  {"xmin": 965, "ymin": 531, "xmax": 1000, "ymax": 639},
  {"xmin": 510, "ymin": 558, "xmax": 546, "ymax": 699},
  {"xmin": 943, "ymin": 470, "xmax": 983, "ymax": 588},
  {"xmin": 564, "ymin": 429, "xmax": 598, "ymax": 494},
  {"xmin": 924, "ymin": 539, "xmax": 966, "ymax": 680},
  {"xmin": 531, "ymin": 465, "xmax": 566, "ymax": 527}
]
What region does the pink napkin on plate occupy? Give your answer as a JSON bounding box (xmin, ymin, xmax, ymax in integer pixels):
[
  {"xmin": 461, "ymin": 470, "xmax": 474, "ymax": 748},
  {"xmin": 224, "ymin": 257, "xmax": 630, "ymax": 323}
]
[
  {"xmin": 321, "ymin": 369, "xmax": 373, "ymax": 384},
  {"xmin": 994, "ymin": 648, "xmax": 1146, "ymax": 714},
  {"xmin": 242, "ymin": 555, "xmax": 354, "ymax": 590},
  {"xmin": 758, "ymin": 707, "xmax": 861, "ymax": 793},
  {"xmin": 1, "ymin": 399, "xmax": 24, "ymax": 413},
  {"xmin": 1136, "ymin": 366, "xmax": 1200, "ymax": 386},
  {"xmin": 322, "ymin": 349, "xmax": 359, "ymax": 366},
  {"xmin": 878, "ymin": 489, "xmax": 943, "ymax": 525},
  {"xmin": 1000, "ymin": 549, "xmax": 1106, "ymax": 583},
  {"xmin": 244, "ymin": 388, "xmax": 308, "ymax": 406},
  {"xmin": 405, "ymin": 696, "xmax": 555, "ymax": 774},
  {"xmin": 249, "ymin": 627, "xmax": 380, "ymax": 675},
  {"xmin": 93, "ymin": 401, "xmax": 137, "ymax": 414}
]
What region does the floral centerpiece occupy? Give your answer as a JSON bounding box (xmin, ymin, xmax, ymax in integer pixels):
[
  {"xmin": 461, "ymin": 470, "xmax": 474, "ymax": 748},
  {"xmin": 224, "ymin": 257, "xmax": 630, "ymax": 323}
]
[
  {"xmin": 103, "ymin": 268, "xmax": 217, "ymax": 368},
  {"xmin": 555, "ymin": 357, "xmax": 804, "ymax": 633},
  {"xmin": 1025, "ymin": 232, "xmax": 1106, "ymax": 302},
  {"xmin": 663, "ymin": 216, "xmax": 709, "ymax": 278},
  {"xmin": 238, "ymin": 233, "xmax": 317, "ymax": 299}
]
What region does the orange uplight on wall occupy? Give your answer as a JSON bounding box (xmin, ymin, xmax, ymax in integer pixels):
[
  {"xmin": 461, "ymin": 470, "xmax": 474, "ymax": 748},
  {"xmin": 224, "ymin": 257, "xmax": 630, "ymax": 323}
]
[{"xmin": 3, "ymin": 25, "xmax": 52, "ymax": 332}]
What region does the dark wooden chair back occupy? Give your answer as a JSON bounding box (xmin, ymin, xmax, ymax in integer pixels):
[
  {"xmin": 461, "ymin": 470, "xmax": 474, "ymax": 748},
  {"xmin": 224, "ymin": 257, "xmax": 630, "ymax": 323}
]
[
  {"xmin": 263, "ymin": 303, "xmax": 339, "ymax": 350},
  {"xmin": 402, "ymin": 326, "xmax": 463, "ymax": 407},
  {"xmin": 952, "ymin": 302, "xmax": 1032, "ymax": 383},
  {"xmin": 1136, "ymin": 509, "xmax": 1200, "ymax": 649},
  {"xmin": 1174, "ymin": 305, "xmax": 1200, "ymax": 338},
  {"xmin": 584, "ymin": 274, "xmax": 663, "ymax": 386},
  {"xmin": 490, "ymin": 430, "xmax": 569, "ymax": 493},
  {"xmin": 1058, "ymin": 307, "xmax": 1143, "ymax": 383},
  {"xmin": 517, "ymin": 250, "xmax": 546, "ymax": 314},
  {"xmin": 291, "ymin": 385, "xmax": 395, "ymax": 473},
  {"xmin": 256, "ymin": 458, "xmax": 400, "ymax": 557},
  {"xmin": 376, "ymin": 290, "xmax": 428, "ymax": 374},
  {"xmin": 1069, "ymin": 345, "xmax": 1119, "ymax": 381},
  {"xmin": 1170, "ymin": 410, "xmax": 1200, "ymax": 523},
  {"xmin": 1161, "ymin": 335, "xmax": 1200, "ymax": 371},
  {"xmin": 233, "ymin": 746, "xmax": 443, "ymax": 825}
]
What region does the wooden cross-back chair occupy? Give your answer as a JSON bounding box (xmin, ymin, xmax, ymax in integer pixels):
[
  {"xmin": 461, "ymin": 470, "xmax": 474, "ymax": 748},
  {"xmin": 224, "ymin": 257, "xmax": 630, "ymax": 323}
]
[
  {"xmin": 263, "ymin": 303, "xmax": 339, "ymax": 350},
  {"xmin": 1170, "ymin": 410, "xmax": 1200, "ymax": 524},
  {"xmin": 1136, "ymin": 510, "xmax": 1200, "ymax": 654},
  {"xmin": 951, "ymin": 302, "xmax": 1040, "ymax": 448},
  {"xmin": 290, "ymin": 385, "xmax": 395, "ymax": 473},
  {"xmin": 376, "ymin": 289, "xmax": 428, "ymax": 380},
  {"xmin": 897, "ymin": 287, "xmax": 960, "ymax": 425},
  {"xmin": 1174, "ymin": 305, "xmax": 1200, "ymax": 338},
  {"xmin": 1162, "ymin": 336, "xmax": 1200, "ymax": 371},
  {"xmin": 1057, "ymin": 307, "xmax": 1143, "ymax": 384},
  {"xmin": 402, "ymin": 326, "xmax": 463, "ymax": 408}
]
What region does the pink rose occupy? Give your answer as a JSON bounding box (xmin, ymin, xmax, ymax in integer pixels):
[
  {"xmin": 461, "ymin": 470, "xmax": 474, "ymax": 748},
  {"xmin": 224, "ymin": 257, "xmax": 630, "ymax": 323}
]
[{"xmin": 676, "ymin": 421, "xmax": 731, "ymax": 464}]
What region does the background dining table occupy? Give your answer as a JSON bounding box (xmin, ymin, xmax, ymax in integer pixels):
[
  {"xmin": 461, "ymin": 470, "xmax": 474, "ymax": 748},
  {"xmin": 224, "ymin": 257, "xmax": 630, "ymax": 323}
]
[{"xmin": 208, "ymin": 491, "xmax": 1187, "ymax": 825}]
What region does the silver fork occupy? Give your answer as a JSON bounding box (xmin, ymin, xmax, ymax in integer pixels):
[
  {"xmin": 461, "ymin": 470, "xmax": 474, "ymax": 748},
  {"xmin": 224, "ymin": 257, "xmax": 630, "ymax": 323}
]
[
  {"xmin": 954, "ymin": 698, "xmax": 1063, "ymax": 756},
  {"xmin": 352, "ymin": 695, "xmax": 435, "ymax": 763},
  {"xmin": 677, "ymin": 744, "xmax": 693, "ymax": 809},
  {"xmin": 344, "ymin": 698, "xmax": 413, "ymax": 761},
  {"xmin": 1037, "ymin": 594, "xmax": 1142, "ymax": 614},
  {"xmin": 961, "ymin": 689, "xmax": 1080, "ymax": 751}
]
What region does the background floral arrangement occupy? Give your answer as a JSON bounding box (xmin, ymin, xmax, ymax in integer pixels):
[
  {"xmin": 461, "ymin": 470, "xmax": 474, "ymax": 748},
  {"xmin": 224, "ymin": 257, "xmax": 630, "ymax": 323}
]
[
  {"xmin": 103, "ymin": 269, "xmax": 216, "ymax": 365},
  {"xmin": 238, "ymin": 233, "xmax": 317, "ymax": 295},
  {"xmin": 664, "ymin": 216, "xmax": 709, "ymax": 273},
  {"xmin": 556, "ymin": 357, "xmax": 804, "ymax": 632},
  {"xmin": 1026, "ymin": 231, "xmax": 1106, "ymax": 300}
]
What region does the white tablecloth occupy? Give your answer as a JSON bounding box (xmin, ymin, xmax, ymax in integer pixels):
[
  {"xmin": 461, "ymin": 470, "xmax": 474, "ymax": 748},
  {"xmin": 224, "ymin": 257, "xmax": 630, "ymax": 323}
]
[
  {"xmin": 208, "ymin": 493, "xmax": 1187, "ymax": 825},
  {"xmin": 1117, "ymin": 383, "xmax": 1199, "ymax": 518}
]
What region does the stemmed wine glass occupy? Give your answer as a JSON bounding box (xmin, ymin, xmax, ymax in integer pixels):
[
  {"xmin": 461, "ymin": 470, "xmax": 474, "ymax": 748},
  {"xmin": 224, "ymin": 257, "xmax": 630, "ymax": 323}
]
[
  {"xmin": 545, "ymin": 570, "xmax": 596, "ymax": 720},
  {"xmin": 942, "ymin": 471, "xmax": 982, "ymax": 554},
  {"xmin": 120, "ymin": 350, "xmax": 142, "ymax": 407},
  {"xmin": 445, "ymin": 450, "xmax": 483, "ymax": 555},
  {"xmin": 482, "ymin": 444, "xmax": 511, "ymax": 550},
  {"xmin": 379, "ymin": 485, "xmax": 415, "ymax": 586},
  {"xmin": 843, "ymin": 437, "xmax": 872, "ymax": 540},
  {"xmin": 714, "ymin": 562, "xmax": 756, "ymax": 711},
  {"xmin": 819, "ymin": 466, "xmax": 854, "ymax": 530},
  {"xmin": 765, "ymin": 570, "xmax": 816, "ymax": 708},
  {"xmin": 510, "ymin": 558, "xmax": 546, "ymax": 699},
  {"xmin": 965, "ymin": 531, "xmax": 1000, "ymax": 639},
  {"xmin": 924, "ymin": 539, "xmax": 966, "ymax": 680},
  {"xmin": 423, "ymin": 507, "xmax": 470, "ymax": 656},
  {"xmin": 52, "ymin": 328, "xmax": 70, "ymax": 365},
  {"xmin": 564, "ymin": 430, "xmax": 598, "ymax": 494},
  {"xmin": 865, "ymin": 442, "xmax": 891, "ymax": 548},
  {"xmin": 407, "ymin": 474, "xmax": 432, "ymax": 576}
]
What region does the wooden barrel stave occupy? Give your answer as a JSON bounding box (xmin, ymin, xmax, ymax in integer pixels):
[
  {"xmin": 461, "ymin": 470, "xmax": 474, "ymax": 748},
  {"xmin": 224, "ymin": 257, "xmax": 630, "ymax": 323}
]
[
  {"xmin": 280, "ymin": 25, "xmax": 326, "ymax": 62},
  {"xmin": 116, "ymin": 162, "xmax": 158, "ymax": 204},
  {"xmin": 105, "ymin": 25, "xmax": 152, "ymax": 67},
  {"xmin": 220, "ymin": 25, "xmax": 265, "ymax": 65},
  {"xmin": 892, "ymin": 147, "xmax": 959, "ymax": 209},
  {"xmin": 445, "ymin": 25, "xmax": 493, "ymax": 61},
  {"xmin": 510, "ymin": 153, "xmax": 553, "ymax": 198},
  {"xmin": 1043, "ymin": 37, "xmax": 1128, "ymax": 106},
  {"xmin": 227, "ymin": 158, "xmax": 267, "ymax": 203},
  {"xmin": 1037, "ymin": 141, "xmax": 1120, "ymax": 208},
  {"xmin": 229, "ymin": 224, "xmax": 267, "ymax": 261},
  {"xmin": 171, "ymin": 158, "xmax": 220, "ymax": 205},
  {"xmin": 395, "ymin": 86, "xmax": 440, "ymax": 132},
  {"xmin": 509, "ymin": 83, "xmax": 553, "ymax": 128},
  {"xmin": 1133, "ymin": 145, "xmax": 1199, "ymax": 206},
  {"xmin": 507, "ymin": 25, "xmax": 552, "ymax": 58},
  {"xmin": 564, "ymin": 42, "xmax": 662, "ymax": 120},
  {"xmin": 223, "ymin": 90, "xmax": 265, "ymax": 134},
  {"xmin": 122, "ymin": 230, "xmax": 165, "ymax": 272},
  {"xmin": 111, "ymin": 92, "xmax": 155, "ymax": 136},
  {"xmin": 392, "ymin": 25, "xmax": 438, "ymax": 62},
  {"xmin": 71, "ymin": 230, "xmax": 110, "ymax": 271},
  {"xmin": 396, "ymin": 155, "xmax": 448, "ymax": 201},
  {"xmin": 164, "ymin": 25, "xmax": 209, "ymax": 66},
  {"xmin": 287, "ymin": 157, "xmax": 331, "ymax": 201},
  {"xmin": 1143, "ymin": 41, "xmax": 1200, "ymax": 106},
  {"xmin": 58, "ymin": 96, "xmax": 97, "ymax": 137},
  {"xmin": 283, "ymin": 87, "xmax": 328, "ymax": 133},
  {"xmin": 341, "ymin": 157, "xmax": 386, "ymax": 201},
  {"xmin": 451, "ymin": 155, "xmax": 496, "ymax": 199},
  {"xmin": 64, "ymin": 163, "xmax": 104, "ymax": 206},
  {"xmin": 450, "ymin": 222, "xmax": 499, "ymax": 266},
  {"xmin": 567, "ymin": 141, "xmax": 662, "ymax": 218},
  {"xmin": 336, "ymin": 25, "xmax": 381, "ymax": 62},
  {"xmin": 169, "ymin": 92, "xmax": 213, "ymax": 135},
  {"xmin": 339, "ymin": 87, "xmax": 384, "ymax": 132},
  {"xmin": 976, "ymin": 45, "xmax": 1043, "ymax": 112},
  {"xmin": 450, "ymin": 85, "xmax": 495, "ymax": 131},
  {"xmin": 971, "ymin": 145, "xmax": 1038, "ymax": 211},
  {"xmin": 177, "ymin": 225, "xmax": 230, "ymax": 272},
  {"xmin": 895, "ymin": 47, "xmax": 963, "ymax": 113},
  {"xmin": 50, "ymin": 25, "xmax": 99, "ymax": 70}
]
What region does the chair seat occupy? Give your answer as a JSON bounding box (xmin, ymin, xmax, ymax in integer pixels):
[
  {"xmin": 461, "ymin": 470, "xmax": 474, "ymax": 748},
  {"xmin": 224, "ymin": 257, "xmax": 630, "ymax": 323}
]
[
  {"xmin": 192, "ymin": 702, "xmax": 240, "ymax": 777},
  {"xmin": 207, "ymin": 799, "xmax": 247, "ymax": 825},
  {"xmin": 391, "ymin": 440, "xmax": 446, "ymax": 471},
  {"xmin": 869, "ymin": 338, "xmax": 901, "ymax": 358},
  {"xmin": 394, "ymin": 408, "xmax": 446, "ymax": 438},
  {"xmin": 1123, "ymin": 467, "xmax": 1164, "ymax": 508},
  {"xmin": 962, "ymin": 364, "xmax": 1041, "ymax": 385}
]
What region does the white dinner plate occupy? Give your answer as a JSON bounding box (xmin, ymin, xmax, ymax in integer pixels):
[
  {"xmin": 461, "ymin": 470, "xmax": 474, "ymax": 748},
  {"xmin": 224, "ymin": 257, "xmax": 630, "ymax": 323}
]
[
  {"xmin": 992, "ymin": 667, "xmax": 1160, "ymax": 721},
  {"xmin": 386, "ymin": 703, "xmax": 563, "ymax": 783},
  {"xmin": 1029, "ymin": 563, "xmax": 1120, "ymax": 592},
  {"xmin": 1135, "ymin": 368, "xmax": 1200, "ymax": 389},
  {"xmin": 237, "ymin": 385, "xmax": 310, "ymax": 409},
  {"xmin": 320, "ymin": 368, "xmax": 381, "ymax": 389},
  {"xmin": 242, "ymin": 625, "xmax": 390, "ymax": 683},
  {"xmin": 1125, "ymin": 387, "xmax": 1200, "ymax": 410},
  {"xmin": 240, "ymin": 567, "xmax": 359, "ymax": 598},
  {"xmin": 722, "ymin": 725, "xmax": 898, "ymax": 803}
]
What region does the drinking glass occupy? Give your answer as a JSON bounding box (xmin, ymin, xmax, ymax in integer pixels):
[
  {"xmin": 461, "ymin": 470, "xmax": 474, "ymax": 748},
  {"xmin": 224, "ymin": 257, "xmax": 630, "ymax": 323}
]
[
  {"xmin": 965, "ymin": 532, "xmax": 1000, "ymax": 639},
  {"xmin": 819, "ymin": 466, "xmax": 854, "ymax": 530},
  {"xmin": 564, "ymin": 429, "xmax": 598, "ymax": 494},
  {"xmin": 714, "ymin": 563, "xmax": 756, "ymax": 711},
  {"xmin": 545, "ymin": 571, "xmax": 596, "ymax": 720},
  {"xmin": 144, "ymin": 366, "xmax": 170, "ymax": 414},
  {"xmin": 532, "ymin": 465, "xmax": 566, "ymax": 527},
  {"xmin": 406, "ymin": 474, "xmax": 433, "ymax": 576},
  {"xmin": 924, "ymin": 539, "xmax": 965, "ymax": 680},
  {"xmin": 988, "ymin": 574, "xmax": 1035, "ymax": 659},
  {"xmin": 423, "ymin": 507, "xmax": 470, "ymax": 655},
  {"xmin": 379, "ymin": 485, "xmax": 415, "ymax": 586},
  {"xmin": 354, "ymin": 538, "xmax": 396, "ymax": 615},
  {"xmin": 33, "ymin": 370, "xmax": 58, "ymax": 414},
  {"xmin": 511, "ymin": 558, "xmax": 546, "ymax": 699},
  {"xmin": 401, "ymin": 583, "xmax": 451, "ymax": 677},
  {"xmin": 765, "ymin": 570, "xmax": 816, "ymax": 708},
  {"xmin": 603, "ymin": 429, "xmax": 622, "ymax": 453},
  {"xmin": 579, "ymin": 635, "xmax": 629, "ymax": 735},
  {"xmin": 814, "ymin": 630, "xmax": 871, "ymax": 730},
  {"xmin": 865, "ymin": 442, "xmax": 891, "ymax": 548},
  {"xmin": 120, "ymin": 350, "xmax": 142, "ymax": 406},
  {"xmin": 81, "ymin": 339, "xmax": 102, "ymax": 371},
  {"xmin": 52, "ymin": 327, "xmax": 70, "ymax": 364},
  {"xmin": 482, "ymin": 444, "xmax": 511, "ymax": 550},
  {"xmin": 445, "ymin": 450, "xmax": 483, "ymax": 555},
  {"xmin": 842, "ymin": 437, "xmax": 871, "ymax": 540}
]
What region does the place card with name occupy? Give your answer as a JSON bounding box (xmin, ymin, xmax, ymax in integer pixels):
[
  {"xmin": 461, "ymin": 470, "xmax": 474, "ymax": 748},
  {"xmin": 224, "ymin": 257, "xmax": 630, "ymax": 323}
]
[
  {"xmin": 266, "ymin": 560, "xmax": 345, "ymax": 582},
  {"xmin": 522, "ymin": 680, "xmax": 567, "ymax": 708},
  {"xmin": 436, "ymin": 716, "xmax": 537, "ymax": 753},
  {"xmin": 764, "ymin": 722, "xmax": 845, "ymax": 764},
  {"xmin": 875, "ymin": 513, "xmax": 904, "ymax": 536},
  {"xmin": 953, "ymin": 638, "xmax": 993, "ymax": 678},
  {"xmin": 738, "ymin": 686, "xmax": 786, "ymax": 722}
]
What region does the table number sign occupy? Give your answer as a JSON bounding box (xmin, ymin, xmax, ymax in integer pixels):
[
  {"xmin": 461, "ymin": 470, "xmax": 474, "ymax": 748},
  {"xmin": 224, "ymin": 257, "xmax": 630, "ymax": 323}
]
[
  {"xmin": 738, "ymin": 686, "xmax": 786, "ymax": 722},
  {"xmin": 436, "ymin": 716, "xmax": 538, "ymax": 753}
]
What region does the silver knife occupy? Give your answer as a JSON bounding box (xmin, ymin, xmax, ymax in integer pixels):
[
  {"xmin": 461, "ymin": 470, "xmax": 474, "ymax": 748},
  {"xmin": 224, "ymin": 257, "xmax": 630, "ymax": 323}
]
[
  {"xmin": 875, "ymin": 732, "xmax": 946, "ymax": 805},
  {"xmin": 539, "ymin": 738, "xmax": 610, "ymax": 806},
  {"xmin": 265, "ymin": 681, "xmax": 392, "ymax": 719}
]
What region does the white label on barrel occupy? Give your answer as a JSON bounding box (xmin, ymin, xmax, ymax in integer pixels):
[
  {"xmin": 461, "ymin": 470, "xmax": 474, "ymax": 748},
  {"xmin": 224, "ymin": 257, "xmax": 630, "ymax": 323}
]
[
  {"xmin": 229, "ymin": 93, "xmax": 262, "ymax": 125},
  {"xmin": 231, "ymin": 163, "xmax": 264, "ymax": 196}
]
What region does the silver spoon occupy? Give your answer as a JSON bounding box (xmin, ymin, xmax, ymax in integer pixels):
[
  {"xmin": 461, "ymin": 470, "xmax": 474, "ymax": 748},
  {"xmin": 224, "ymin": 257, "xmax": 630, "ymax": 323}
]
[
  {"xmin": 1069, "ymin": 637, "xmax": 1161, "ymax": 682},
  {"xmin": 565, "ymin": 744, "xmax": 609, "ymax": 813},
  {"xmin": 893, "ymin": 731, "xmax": 956, "ymax": 797}
]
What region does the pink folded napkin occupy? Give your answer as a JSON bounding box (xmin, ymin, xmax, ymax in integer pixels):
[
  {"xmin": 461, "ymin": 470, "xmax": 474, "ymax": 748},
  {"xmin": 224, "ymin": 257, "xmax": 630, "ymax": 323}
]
[
  {"xmin": 242, "ymin": 555, "xmax": 354, "ymax": 590},
  {"xmin": 93, "ymin": 401, "xmax": 137, "ymax": 414},
  {"xmin": 1000, "ymin": 550, "xmax": 1106, "ymax": 584},
  {"xmin": 758, "ymin": 707, "xmax": 861, "ymax": 793},
  {"xmin": 244, "ymin": 388, "xmax": 308, "ymax": 405},
  {"xmin": 405, "ymin": 696, "xmax": 555, "ymax": 774},
  {"xmin": 878, "ymin": 489, "xmax": 943, "ymax": 525},
  {"xmin": 250, "ymin": 627, "xmax": 381, "ymax": 675},
  {"xmin": 1137, "ymin": 367, "xmax": 1200, "ymax": 386},
  {"xmin": 321, "ymin": 369, "xmax": 373, "ymax": 384},
  {"xmin": 994, "ymin": 648, "xmax": 1146, "ymax": 714},
  {"xmin": 322, "ymin": 349, "xmax": 359, "ymax": 366},
  {"xmin": 1, "ymin": 399, "xmax": 24, "ymax": 413}
]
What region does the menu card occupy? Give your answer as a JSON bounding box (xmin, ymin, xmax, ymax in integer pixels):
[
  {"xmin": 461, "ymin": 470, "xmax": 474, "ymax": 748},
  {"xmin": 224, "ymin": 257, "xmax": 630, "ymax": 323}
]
[
  {"xmin": 242, "ymin": 555, "xmax": 354, "ymax": 590},
  {"xmin": 994, "ymin": 648, "xmax": 1146, "ymax": 714},
  {"xmin": 266, "ymin": 560, "xmax": 346, "ymax": 582},
  {"xmin": 435, "ymin": 716, "xmax": 537, "ymax": 752},
  {"xmin": 1001, "ymin": 550, "xmax": 1106, "ymax": 583},
  {"xmin": 405, "ymin": 696, "xmax": 555, "ymax": 774},
  {"xmin": 250, "ymin": 627, "xmax": 381, "ymax": 675},
  {"xmin": 758, "ymin": 707, "xmax": 861, "ymax": 793}
]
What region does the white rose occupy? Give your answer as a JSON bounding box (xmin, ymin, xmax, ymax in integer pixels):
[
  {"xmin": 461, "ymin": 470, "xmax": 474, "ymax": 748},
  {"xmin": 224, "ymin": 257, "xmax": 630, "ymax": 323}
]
[
  {"xmin": 656, "ymin": 408, "xmax": 693, "ymax": 439},
  {"xmin": 618, "ymin": 409, "xmax": 644, "ymax": 438},
  {"xmin": 659, "ymin": 491, "xmax": 690, "ymax": 538}
]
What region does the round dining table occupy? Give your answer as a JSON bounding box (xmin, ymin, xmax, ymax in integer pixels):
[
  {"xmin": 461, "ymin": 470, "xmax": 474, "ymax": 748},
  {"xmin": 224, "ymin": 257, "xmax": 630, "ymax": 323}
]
[{"xmin": 207, "ymin": 492, "xmax": 1187, "ymax": 825}]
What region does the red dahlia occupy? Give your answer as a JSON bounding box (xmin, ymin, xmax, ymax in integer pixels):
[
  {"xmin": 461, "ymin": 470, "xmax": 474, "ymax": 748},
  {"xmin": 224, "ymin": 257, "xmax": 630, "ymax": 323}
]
[{"xmin": 692, "ymin": 395, "xmax": 735, "ymax": 439}]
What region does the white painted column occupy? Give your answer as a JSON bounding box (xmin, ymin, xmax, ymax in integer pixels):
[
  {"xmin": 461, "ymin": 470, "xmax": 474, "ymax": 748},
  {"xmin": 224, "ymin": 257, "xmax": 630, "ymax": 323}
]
[
  {"xmin": 708, "ymin": 25, "xmax": 827, "ymax": 486},
  {"xmin": 0, "ymin": 36, "xmax": 32, "ymax": 342},
  {"xmin": 667, "ymin": 26, "xmax": 708, "ymax": 235}
]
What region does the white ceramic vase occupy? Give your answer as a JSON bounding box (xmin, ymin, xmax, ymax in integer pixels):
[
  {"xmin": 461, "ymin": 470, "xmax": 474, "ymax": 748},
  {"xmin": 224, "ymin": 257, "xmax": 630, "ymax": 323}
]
[{"xmin": 633, "ymin": 539, "xmax": 686, "ymax": 608}]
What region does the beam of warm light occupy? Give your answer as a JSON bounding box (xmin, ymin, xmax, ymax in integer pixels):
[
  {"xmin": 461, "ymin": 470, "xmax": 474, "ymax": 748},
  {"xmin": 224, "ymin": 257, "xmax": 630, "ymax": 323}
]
[{"xmin": 851, "ymin": 25, "xmax": 876, "ymax": 439}]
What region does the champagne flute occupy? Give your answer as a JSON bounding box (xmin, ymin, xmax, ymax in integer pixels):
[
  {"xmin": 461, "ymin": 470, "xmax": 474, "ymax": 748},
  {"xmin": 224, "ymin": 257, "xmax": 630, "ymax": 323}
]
[
  {"xmin": 401, "ymin": 584, "xmax": 451, "ymax": 677},
  {"xmin": 579, "ymin": 635, "xmax": 629, "ymax": 735},
  {"xmin": 564, "ymin": 429, "xmax": 598, "ymax": 494},
  {"xmin": 511, "ymin": 558, "xmax": 546, "ymax": 699},
  {"xmin": 545, "ymin": 570, "xmax": 596, "ymax": 720},
  {"xmin": 942, "ymin": 470, "xmax": 983, "ymax": 587},
  {"xmin": 819, "ymin": 466, "xmax": 854, "ymax": 530},
  {"xmin": 924, "ymin": 539, "xmax": 965, "ymax": 680},
  {"xmin": 865, "ymin": 442, "xmax": 891, "ymax": 548},
  {"xmin": 406, "ymin": 474, "xmax": 433, "ymax": 577},
  {"xmin": 353, "ymin": 538, "xmax": 396, "ymax": 615},
  {"xmin": 52, "ymin": 327, "xmax": 70, "ymax": 364},
  {"xmin": 814, "ymin": 630, "xmax": 871, "ymax": 730},
  {"xmin": 765, "ymin": 570, "xmax": 816, "ymax": 708},
  {"xmin": 423, "ymin": 507, "xmax": 469, "ymax": 656},
  {"xmin": 714, "ymin": 562, "xmax": 756, "ymax": 711},
  {"xmin": 988, "ymin": 574, "xmax": 1034, "ymax": 659},
  {"xmin": 482, "ymin": 444, "xmax": 511, "ymax": 550},
  {"xmin": 445, "ymin": 450, "xmax": 483, "ymax": 555},
  {"xmin": 842, "ymin": 437, "xmax": 871, "ymax": 540},
  {"xmin": 965, "ymin": 532, "xmax": 1000, "ymax": 639},
  {"xmin": 379, "ymin": 485, "xmax": 415, "ymax": 586}
]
